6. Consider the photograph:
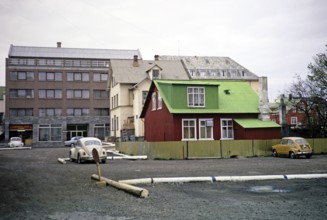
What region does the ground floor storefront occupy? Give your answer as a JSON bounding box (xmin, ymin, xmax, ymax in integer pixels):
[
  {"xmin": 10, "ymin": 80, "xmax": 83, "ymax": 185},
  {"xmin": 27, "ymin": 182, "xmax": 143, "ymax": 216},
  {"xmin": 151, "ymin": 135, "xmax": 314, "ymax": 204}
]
[{"xmin": 5, "ymin": 116, "xmax": 109, "ymax": 147}]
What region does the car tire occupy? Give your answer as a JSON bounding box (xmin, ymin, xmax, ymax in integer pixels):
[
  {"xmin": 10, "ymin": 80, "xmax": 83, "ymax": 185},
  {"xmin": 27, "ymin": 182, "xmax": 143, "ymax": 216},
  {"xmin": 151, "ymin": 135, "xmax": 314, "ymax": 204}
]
[
  {"xmin": 272, "ymin": 150, "xmax": 278, "ymax": 157},
  {"xmin": 77, "ymin": 154, "xmax": 83, "ymax": 164},
  {"xmin": 305, "ymin": 154, "xmax": 312, "ymax": 159},
  {"xmin": 289, "ymin": 151, "xmax": 297, "ymax": 159}
]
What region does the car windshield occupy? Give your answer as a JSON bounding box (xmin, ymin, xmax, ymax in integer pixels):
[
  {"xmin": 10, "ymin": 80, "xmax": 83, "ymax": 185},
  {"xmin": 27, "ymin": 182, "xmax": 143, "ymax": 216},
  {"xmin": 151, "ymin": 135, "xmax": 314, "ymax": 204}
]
[
  {"xmin": 11, "ymin": 137, "xmax": 21, "ymax": 141},
  {"xmin": 295, "ymin": 139, "xmax": 308, "ymax": 144},
  {"xmin": 84, "ymin": 140, "xmax": 101, "ymax": 146}
]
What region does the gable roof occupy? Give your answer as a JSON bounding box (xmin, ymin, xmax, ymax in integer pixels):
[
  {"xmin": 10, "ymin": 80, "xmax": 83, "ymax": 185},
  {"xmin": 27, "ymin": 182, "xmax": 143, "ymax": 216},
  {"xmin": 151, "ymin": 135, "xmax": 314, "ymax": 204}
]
[
  {"xmin": 159, "ymin": 55, "xmax": 259, "ymax": 80},
  {"xmin": 110, "ymin": 60, "xmax": 189, "ymax": 84},
  {"xmin": 141, "ymin": 80, "xmax": 260, "ymax": 117},
  {"xmin": 8, "ymin": 45, "xmax": 142, "ymax": 60}
]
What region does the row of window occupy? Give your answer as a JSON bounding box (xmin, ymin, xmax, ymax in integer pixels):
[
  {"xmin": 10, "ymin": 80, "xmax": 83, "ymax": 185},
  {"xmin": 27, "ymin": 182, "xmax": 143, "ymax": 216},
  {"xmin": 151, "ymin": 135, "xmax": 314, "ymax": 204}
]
[
  {"xmin": 189, "ymin": 69, "xmax": 247, "ymax": 78},
  {"xmin": 8, "ymin": 58, "xmax": 110, "ymax": 68},
  {"xmin": 182, "ymin": 118, "xmax": 233, "ymax": 140},
  {"xmin": 9, "ymin": 108, "xmax": 109, "ymax": 117},
  {"xmin": 9, "ymin": 89, "xmax": 108, "ymax": 99},
  {"xmin": 10, "ymin": 71, "xmax": 108, "ymax": 82},
  {"xmin": 38, "ymin": 124, "xmax": 108, "ymax": 142}
]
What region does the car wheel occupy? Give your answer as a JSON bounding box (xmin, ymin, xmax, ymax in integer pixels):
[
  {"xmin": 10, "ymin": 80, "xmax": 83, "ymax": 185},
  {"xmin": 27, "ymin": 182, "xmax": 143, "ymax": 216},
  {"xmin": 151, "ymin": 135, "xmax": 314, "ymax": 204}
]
[
  {"xmin": 77, "ymin": 154, "xmax": 83, "ymax": 164},
  {"xmin": 272, "ymin": 150, "xmax": 278, "ymax": 157},
  {"xmin": 305, "ymin": 154, "xmax": 312, "ymax": 159},
  {"xmin": 289, "ymin": 152, "xmax": 297, "ymax": 159}
]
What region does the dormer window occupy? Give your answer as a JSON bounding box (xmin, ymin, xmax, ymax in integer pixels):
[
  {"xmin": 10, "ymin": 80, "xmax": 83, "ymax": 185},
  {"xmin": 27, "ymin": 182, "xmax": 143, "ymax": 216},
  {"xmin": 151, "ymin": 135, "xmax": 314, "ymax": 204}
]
[
  {"xmin": 152, "ymin": 69, "xmax": 160, "ymax": 79},
  {"xmin": 187, "ymin": 87, "xmax": 205, "ymax": 107}
]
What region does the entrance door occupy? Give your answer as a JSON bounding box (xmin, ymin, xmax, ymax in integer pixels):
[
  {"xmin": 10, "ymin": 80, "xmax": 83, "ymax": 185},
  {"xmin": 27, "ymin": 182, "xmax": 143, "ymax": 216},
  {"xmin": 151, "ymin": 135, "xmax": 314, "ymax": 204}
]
[{"xmin": 66, "ymin": 124, "xmax": 88, "ymax": 140}]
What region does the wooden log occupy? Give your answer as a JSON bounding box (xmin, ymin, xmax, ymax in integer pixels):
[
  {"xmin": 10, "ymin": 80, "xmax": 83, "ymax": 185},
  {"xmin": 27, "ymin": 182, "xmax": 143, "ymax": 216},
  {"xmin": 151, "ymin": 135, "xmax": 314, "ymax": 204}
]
[
  {"xmin": 91, "ymin": 174, "xmax": 149, "ymax": 198},
  {"xmin": 57, "ymin": 158, "xmax": 67, "ymax": 164}
]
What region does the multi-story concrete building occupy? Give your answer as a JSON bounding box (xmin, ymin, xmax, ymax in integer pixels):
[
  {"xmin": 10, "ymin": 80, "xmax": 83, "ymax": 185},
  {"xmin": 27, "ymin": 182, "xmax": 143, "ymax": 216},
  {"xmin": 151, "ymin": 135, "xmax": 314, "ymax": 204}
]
[{"xmin": 5, "ymin": 43, "xmax": 141, "ymax": 147}]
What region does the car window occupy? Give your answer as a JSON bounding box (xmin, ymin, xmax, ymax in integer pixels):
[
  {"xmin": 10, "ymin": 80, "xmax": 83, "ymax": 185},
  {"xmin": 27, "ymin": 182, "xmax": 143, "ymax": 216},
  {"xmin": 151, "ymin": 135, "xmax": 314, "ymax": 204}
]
[
  {"xmin": 295, "ymin": 139, "xmax": 308, "ymax": 144},
  {"xmin": 76, "ymin": 140, "xmax": 81, "ymax": 147},
  {"xmin": 281, "ymin": 139, "xmax": 288, "ymax": 144},
  {"xmin": 85, "ymin": 140, "xmax": 101, "ymax": 146},
  {"xmin": 287, "ymin": 140, "xmax": 294, "ymax": 145}
]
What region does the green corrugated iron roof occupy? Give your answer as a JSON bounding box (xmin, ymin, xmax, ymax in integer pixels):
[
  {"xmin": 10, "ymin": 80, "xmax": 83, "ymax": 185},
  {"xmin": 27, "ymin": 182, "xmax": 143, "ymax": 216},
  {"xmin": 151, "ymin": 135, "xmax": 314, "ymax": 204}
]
[
  {"xmin": 154, "ymin": 80, "xmax": 260, "ymax": 114},
  {"xmin": 234, "ymin": 118, "xmax": 280, "ymax": 128}
]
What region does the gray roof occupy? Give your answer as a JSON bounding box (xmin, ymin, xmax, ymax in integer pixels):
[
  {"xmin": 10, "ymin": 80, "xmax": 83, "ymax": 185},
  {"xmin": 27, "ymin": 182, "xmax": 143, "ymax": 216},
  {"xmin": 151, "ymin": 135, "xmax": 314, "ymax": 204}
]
[
  {"xmin": 159, "ymin": 55, "xmax": 259, "ymax": 80},
  {"xmin": 110, "ymin": 59, "xmax": 189, "ymax": 84},
  {"xmin": 8, "ymin": 45, "xmax": 142, "ymax": 60}
]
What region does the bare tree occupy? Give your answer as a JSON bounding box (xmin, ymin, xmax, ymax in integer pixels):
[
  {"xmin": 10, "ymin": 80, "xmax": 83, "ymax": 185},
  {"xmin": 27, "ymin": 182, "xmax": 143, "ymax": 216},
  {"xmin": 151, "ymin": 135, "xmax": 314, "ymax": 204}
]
[{"xmin": 286, "ymin": 45, "xmax": 327, "ymax": 137}]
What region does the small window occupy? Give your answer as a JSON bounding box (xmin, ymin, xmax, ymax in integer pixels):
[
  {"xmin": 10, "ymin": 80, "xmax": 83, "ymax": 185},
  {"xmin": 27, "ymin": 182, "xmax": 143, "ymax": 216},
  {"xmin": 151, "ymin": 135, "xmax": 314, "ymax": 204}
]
[
  {"xmin": 152, "ymin": 69, "xmax": 160, "ymax": 79},
  {"xmin": 152, "ymin": 92, "xmax": 156, "ymax": 111},
  {"xmin": 199, "ymin": 119, "xmax": 213, "ymax": 140},
  {"xmin": 182, "ymin": 119, "xmax": 197, "ymax": 140},
  {"xmin": 157, "ymin": 92, "xmax": 162, "ymax": 110},
  {"xmin": 187, "ymin": 87, "xmax": 205, "ymax": 107},
  {"xmin": 142, "ymin": 91, "xmax": 148, "ymax": 104},
  {"xmin": 221, "ymin": 119, "xmax": 233, "ymax": 140}
]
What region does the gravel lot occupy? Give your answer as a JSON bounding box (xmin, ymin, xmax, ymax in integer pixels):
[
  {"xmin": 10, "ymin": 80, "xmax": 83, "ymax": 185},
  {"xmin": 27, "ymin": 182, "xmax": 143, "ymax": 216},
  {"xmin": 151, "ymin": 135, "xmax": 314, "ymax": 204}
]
[{"xmin": 0, "ymin": 147, "xmax": 327, "ymax": 220}]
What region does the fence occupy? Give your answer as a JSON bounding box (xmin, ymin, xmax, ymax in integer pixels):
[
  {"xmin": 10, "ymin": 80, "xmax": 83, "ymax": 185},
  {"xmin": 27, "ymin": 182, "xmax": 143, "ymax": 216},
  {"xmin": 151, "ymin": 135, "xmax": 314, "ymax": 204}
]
[{"xmin": 117, "ymin": 139, "xmax": 327, "ymax": 160}]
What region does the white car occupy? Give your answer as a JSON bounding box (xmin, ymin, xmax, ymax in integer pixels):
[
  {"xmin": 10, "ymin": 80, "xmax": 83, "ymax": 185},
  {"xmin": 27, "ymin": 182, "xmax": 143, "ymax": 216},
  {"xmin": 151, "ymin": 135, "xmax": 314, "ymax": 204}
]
[
  {"xmin": 69, "ymin": 137, "xmax": 107, "ymax": 164},
  {"xmin": 8, "ymin": 137, "xmax": 24, "ymax": 148}
]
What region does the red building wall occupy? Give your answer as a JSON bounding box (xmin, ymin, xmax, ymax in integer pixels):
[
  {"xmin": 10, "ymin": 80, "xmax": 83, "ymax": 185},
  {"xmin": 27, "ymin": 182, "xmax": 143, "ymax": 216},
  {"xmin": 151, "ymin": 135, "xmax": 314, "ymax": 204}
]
[{"xmin": 143, "ymin": 99, "xmax": 280, "ymax": 141}]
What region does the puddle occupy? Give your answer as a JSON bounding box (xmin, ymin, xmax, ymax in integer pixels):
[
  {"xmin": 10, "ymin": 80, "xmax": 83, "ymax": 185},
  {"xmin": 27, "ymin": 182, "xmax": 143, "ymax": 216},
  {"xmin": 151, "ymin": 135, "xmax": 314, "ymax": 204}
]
[{"xmin": 249, "ymin": 185, "xmax": 290, "ymax": 193}]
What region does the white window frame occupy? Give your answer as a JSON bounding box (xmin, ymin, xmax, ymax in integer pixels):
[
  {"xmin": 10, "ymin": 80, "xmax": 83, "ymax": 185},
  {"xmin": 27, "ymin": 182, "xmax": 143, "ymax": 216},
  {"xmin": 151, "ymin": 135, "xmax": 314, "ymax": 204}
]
[
  {"xmin": 220, "ymin": 118, "xmax": 234, "ymax": 140},
  {"xmin": 157, "ymin": 92, "xmax": 162, "ymax": 110},
  {"xmin": 152, "ymin": 92, "xmax": 156, "ymax": 111},
  {"xmin": 182, "ymin": 119, "xmax": 197, "ymax": 141},
  {"xmin": 187, "ymin": 87, "xmax": 205, "ymax": 107},
  {"xmin": 199, "ymin": 119, "xmax": 214, "ymax": 140},
  {"xmin": 291, "ymin": 117, "xmax": 298, "ymax": 125}
]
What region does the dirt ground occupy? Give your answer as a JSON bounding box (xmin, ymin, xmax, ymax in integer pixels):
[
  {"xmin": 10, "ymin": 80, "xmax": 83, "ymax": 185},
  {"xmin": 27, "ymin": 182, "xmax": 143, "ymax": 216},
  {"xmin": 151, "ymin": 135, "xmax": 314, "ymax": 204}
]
[{"xmin": 0, "ymin": 147, "xmax": 327, "ymax": 220}]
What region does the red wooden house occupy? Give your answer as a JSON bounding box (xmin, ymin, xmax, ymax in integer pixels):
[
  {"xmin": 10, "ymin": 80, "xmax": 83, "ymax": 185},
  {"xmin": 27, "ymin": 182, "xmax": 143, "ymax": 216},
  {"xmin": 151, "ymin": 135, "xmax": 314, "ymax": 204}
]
[{"xmin": 140, "ymin": 80, "xmax": 280, "ymax": 142}]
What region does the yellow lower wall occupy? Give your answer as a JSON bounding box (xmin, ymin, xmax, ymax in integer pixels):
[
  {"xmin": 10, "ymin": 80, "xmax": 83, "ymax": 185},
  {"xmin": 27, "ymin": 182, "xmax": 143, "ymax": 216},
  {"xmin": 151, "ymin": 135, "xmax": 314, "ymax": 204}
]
[{"xmin": 117, "ymin": 138, "xmax": 327, "ymax": 160}]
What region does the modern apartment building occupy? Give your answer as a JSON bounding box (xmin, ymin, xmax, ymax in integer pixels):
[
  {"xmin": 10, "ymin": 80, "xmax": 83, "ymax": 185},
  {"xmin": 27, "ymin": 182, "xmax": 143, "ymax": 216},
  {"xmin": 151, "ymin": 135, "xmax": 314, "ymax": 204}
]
[{"xmin": 5, "ymin": 43, "xmax": 141, "ymax": 147}]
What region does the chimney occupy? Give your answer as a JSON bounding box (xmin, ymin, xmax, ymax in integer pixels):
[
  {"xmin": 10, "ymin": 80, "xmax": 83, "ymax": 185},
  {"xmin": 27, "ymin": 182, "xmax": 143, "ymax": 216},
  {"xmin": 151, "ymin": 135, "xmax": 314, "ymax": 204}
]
[
  {"xmin": 154, "ymin": 55, "xmax": 159, "ymax": 61},
  {"xmin": 133, "ymin": 55, "xmax": 139, "ymax": 67},
  {"xmin": 258, "ymin": 77, "xmax": 270, "ymax": 121},
  {"xmin": 57, "ymin": 42, "xmax": 62, "ymax": 48}
]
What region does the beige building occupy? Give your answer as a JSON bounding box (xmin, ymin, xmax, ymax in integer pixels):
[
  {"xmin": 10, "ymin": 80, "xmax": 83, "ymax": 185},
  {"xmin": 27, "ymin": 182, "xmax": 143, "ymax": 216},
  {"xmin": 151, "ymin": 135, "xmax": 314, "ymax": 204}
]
[{"xmin": 108, "ymin": 55, "xmax": 189, "ymax": 141}]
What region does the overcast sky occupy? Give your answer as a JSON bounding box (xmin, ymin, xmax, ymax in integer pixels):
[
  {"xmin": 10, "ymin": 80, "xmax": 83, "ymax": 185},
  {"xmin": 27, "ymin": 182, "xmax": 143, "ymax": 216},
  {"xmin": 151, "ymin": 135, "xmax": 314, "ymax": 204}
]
[{"xmin": 0, "ymin": 0, "xmax": 326, "ymax": 100}]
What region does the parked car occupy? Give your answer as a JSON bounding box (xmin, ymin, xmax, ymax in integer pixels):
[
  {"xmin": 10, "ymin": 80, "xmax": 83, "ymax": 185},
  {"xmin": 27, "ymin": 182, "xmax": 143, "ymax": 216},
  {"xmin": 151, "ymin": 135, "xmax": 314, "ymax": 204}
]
[
  {"xmin": 8, "ymin": 137, "xmax": 24, "ymax": 148},
  {"xmin": 69, "ymin": 137, "xmax": 107, "ymax": 164},
  {"xmin": 272, "ymin": 137, "xmax": 312, "ymax": 159},
  {"xmin": 64, "ymin": 136, "xmax": 83, "ymax": 147}
]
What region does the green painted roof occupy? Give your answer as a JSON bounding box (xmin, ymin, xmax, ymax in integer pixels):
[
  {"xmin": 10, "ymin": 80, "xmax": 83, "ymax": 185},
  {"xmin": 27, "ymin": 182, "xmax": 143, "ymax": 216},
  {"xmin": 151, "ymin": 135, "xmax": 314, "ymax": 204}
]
[
  {"xmin": 154, "ymin": 80, "xmax": 260, "ymax": 114},
  {"xmin": 234, "ymin": 118, "xmax": 280, "ymax": 128}
]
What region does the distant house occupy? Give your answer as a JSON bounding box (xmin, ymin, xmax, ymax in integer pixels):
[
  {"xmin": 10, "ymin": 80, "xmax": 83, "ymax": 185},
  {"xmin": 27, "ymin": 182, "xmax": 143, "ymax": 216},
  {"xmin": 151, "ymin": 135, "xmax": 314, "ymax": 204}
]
[{"xmin": 140, "ymin": 80, "xmax": 280, "ymax": 142}]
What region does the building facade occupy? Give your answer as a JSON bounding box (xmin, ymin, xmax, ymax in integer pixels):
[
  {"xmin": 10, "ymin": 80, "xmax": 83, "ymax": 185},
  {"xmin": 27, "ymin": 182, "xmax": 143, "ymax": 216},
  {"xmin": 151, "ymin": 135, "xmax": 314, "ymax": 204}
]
[
  {"xmin": 141, "ymin": 80, "xmax": 280, "ymax": 142},
  {"xmin": 5, "ymin": 43, "xmax": 141, "ymax": 147}
]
